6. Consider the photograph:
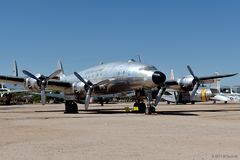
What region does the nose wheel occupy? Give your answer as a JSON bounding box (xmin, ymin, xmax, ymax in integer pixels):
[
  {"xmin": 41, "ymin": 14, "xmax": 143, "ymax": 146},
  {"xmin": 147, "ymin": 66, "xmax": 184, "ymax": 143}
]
[{"xmin": 145, "ymin": 91, "xmax": 156, "ymax": 115}]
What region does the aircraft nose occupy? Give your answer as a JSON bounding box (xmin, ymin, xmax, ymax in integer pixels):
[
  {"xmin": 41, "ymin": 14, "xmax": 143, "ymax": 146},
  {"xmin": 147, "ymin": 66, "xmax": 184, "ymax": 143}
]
[{"xmin": 152, "ymin": 71, "xmax": 166, "ymax": 85}]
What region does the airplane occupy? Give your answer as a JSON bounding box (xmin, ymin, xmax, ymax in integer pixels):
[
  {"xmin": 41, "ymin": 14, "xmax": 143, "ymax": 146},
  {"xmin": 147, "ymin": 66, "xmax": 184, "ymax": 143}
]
[
  {"xmin": 0, "ymin": 59, "xmax": 237, "ymax": 114},
  {"xmin": 216, "ymin": 86, "xmax": 240, "ymax": 103},
  {"xmin": 0, "ymin": 60, "xmax": 28, "ymax": 105},
  {"xmin": 0, "ymin": 83, "xmax": 28, "ymax": 105}
]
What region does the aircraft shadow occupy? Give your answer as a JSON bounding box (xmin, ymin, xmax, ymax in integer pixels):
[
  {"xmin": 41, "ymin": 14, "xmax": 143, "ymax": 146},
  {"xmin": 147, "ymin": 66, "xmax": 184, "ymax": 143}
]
[
  {"xmin": 156, "ymin": 108, "xmax": 240, "ymax": 116},
  {"xmin": 36, "ymin": 108, "xmax": 197, "ymax": 116},
  {"xmin": 156, "ymin": 111, "xmax": 198, "ymax": 116},
  {"xmin": 35, "ymin": 107, "xmax": 240, "ymax": 116}
]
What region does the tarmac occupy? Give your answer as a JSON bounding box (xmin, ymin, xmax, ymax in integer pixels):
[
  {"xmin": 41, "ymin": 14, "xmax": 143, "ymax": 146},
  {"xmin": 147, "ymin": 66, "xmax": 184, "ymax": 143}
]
[{"xmin": 0, "ymin": 102, "xmax": 240, "ymax": 160}]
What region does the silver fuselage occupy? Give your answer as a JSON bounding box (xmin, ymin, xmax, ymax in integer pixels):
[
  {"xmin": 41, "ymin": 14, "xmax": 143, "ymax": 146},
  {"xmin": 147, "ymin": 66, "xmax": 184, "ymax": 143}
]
[{"xmin": 52, "ymin": 61, "xmax": 163, "ymax": 95}]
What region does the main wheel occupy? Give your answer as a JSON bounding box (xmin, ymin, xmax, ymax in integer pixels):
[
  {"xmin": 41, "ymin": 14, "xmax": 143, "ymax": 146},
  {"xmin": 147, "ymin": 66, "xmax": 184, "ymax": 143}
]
[
  {"xmin": 138, "ymin": 103, "xmax": 146, "ymax": 113},
  {"xmin": 150, "ymin": 107, "xmax": 156, "ymax": 113},
  {"xmin": 64, "ymin": 101, "xmax": 78, "ymax": 114}
]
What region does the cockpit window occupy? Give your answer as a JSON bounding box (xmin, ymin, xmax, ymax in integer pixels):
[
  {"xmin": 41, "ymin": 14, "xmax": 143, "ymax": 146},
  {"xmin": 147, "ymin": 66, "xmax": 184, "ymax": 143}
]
[{"xmin": 139, "ymin": 65, "xmax": 157, "ymax": 71}]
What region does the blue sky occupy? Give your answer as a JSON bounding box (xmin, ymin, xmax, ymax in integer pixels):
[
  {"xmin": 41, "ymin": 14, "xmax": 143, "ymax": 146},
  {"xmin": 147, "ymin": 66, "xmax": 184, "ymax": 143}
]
[{"xmin": 0, "ymin": 0, "xmax": 239, "ymax": 85}]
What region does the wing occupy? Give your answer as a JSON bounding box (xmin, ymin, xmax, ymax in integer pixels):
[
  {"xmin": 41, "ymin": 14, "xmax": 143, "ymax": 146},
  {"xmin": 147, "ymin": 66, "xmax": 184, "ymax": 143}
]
[
  {"xmin": 0, "ymin": 90, "xmax": 28, "ymax": 94},
  {"xmin": 198, "ymin": 73, "xmax": 238, "ymax": 83},
  {"xmin": 0, "ymin": 75, "xmax": 113, "ymax": 94},
  {"xmin": 165, "ymin": 73, "xmax": 238, "ymax": 87},
  {"xmin": 0, "ymin": 75, "xmax": 25, "ymax": 84},
  {"xmin": 0, "ymin": 75, "xmax": 73, "ymax": 91},
  {"xmin": 164, "ymin": 80, "xmax": 179, "ymax": 90}
]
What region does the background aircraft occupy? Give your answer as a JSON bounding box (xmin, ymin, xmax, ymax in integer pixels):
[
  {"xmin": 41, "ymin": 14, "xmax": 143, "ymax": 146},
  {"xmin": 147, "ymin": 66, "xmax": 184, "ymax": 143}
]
[
  {"xmin": 162, "ymin": 88, "xmax": 231, "ymax": 104},
  {"xmin": 0, "ymin": 83, "xmax": 28, "ymax": 105},
  {"xmin": 0, "ymin": 60, "xmax": 28, "ymax": 105}
]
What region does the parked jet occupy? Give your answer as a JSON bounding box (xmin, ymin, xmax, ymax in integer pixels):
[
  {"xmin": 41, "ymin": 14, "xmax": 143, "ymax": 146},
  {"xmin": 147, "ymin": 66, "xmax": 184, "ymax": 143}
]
[{"xmin": 0, "ymin": 60, "xmax": 237, "ymax": 114}]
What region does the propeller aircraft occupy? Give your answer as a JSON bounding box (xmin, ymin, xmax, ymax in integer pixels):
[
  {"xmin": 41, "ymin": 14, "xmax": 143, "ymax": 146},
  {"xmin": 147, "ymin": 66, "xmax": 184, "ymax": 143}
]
[{"xmin": 0, "ymin": 60, "xmax": 237, "ymax": 114}]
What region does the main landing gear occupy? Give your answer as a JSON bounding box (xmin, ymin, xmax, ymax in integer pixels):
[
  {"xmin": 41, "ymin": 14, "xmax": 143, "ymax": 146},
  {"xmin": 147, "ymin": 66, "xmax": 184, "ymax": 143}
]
[
  {"xmin": 64, "ymin": 100, "xmax": 78, "ymax": 114},
  {"xmin": 133, "ymin": 101, "xmax": 146, "ymax": 113},
  {"xmin": 133, "ymin": 90, "xmax": 156, "ymax": 115}
]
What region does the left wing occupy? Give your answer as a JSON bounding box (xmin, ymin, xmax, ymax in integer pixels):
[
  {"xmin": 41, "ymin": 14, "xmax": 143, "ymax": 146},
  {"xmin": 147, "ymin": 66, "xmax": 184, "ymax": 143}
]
[
  {"xmin": 198, "ymin": 73, "xmax": 238, "ymax": 84},
  {"xmin": 164, "ymin": 73, "xmax": 238, "ymax": 90}
]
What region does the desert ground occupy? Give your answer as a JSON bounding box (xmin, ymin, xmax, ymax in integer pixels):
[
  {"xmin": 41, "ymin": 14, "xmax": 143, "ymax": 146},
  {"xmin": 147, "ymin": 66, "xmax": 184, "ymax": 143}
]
[{"xmin": 0, "ymin": 102, "xmax": 240, "ymax": 160}]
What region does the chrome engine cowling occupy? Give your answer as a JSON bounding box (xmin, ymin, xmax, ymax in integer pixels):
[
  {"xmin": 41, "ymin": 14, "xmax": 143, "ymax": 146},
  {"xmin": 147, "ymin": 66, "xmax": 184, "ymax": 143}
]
[
  {"xmin": 178, "ymin": 75, "xmax": 194, "ymax": 89},
  {"xmin": 72, "ymin": 82, "xmax": 86, "ymax": 93},
  {"xmin": 25, "ymin": 77, "xmax": 40, "ymax": 91}
]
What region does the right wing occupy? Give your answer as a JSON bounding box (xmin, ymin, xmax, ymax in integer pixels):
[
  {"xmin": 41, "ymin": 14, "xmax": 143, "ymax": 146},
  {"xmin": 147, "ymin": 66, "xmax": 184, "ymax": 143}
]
[
  {"xmin": 0, "ymin": 75, "xmax": 25, "ymax": 84},
  {"xmin": 0, "ymin": 75, "xmax": 114, "ymax": 94}
]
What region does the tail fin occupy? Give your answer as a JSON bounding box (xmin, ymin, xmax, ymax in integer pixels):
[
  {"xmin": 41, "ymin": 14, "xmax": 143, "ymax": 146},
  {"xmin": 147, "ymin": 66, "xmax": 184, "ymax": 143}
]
[
  {"xmin": 57, "ymin": 60, "xmax": 65, "ymax": 76},
  {"xmin": 13, "ymin": 60, "xmax": 18, "ymax": 77},
  {"xmin": 137, "ymin": 55, "xmax": 142, "ymax": 63},
  {"xmin": 210, "ymin": 72, "xmax": 221, "ymax": 93},
  {"xmin": 170, "ymin": 69, "xmax": 175, "ymax": 80}
]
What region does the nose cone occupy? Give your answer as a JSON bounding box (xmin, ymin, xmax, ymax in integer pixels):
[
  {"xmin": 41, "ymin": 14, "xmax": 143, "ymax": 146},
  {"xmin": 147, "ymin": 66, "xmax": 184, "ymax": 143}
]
[{"xmin": 152, "ymin": 71, "xmax": 166, "ymax": 85}]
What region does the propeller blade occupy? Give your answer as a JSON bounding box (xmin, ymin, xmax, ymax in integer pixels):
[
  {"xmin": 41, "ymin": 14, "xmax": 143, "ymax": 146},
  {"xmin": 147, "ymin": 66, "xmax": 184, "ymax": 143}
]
[
  {"xmin": 84, "ymin": 89, "xmax": 91, "ymax": 110},
  {"xmin": 187, "ymin": 65, "xmax": 196, "ymax": 78},
  {"xmin": 22, "ymin": 70, "xmax": 40, "ymax": 81},
  {"xmin": 40, "ymin": 84, "xmax": 46, "ymax": 105},
  {"xmin": 46, "ymin": 69, "xmax": 62, "ymax": 81},
  {"xmin": 154, "ymin": 87, "xmax": 166, "ymax": 106},
  {"xmin": 190, "ymin": 83, "xmax": 200, "ymax": 101},
  {"xmin": 74, "ymin": 72, "xmax": 90, "ymax": 87},
  {"xmin": 74, "ymin": 72, "xmax": 94, "ymax": 110}
]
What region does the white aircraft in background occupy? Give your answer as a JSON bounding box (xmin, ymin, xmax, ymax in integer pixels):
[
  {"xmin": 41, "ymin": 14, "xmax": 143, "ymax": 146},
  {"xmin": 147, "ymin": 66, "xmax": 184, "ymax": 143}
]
[
  {"xmin": 216, "ymin": 86, "xmax": 240, "ymax": 103},
  {"xmin": 0, "ymin": 59, "xmax": 237, "ymax": 114},
  {"xmin": 0, "ymin": 60, "xmax": 27, "ymax": 105}
]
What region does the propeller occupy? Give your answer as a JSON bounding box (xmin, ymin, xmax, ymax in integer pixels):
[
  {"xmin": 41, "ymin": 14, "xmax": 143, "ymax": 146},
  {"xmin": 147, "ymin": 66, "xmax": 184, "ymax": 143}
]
[
  {"xmin": 74, "ymin": 72, "xmax": 93, "ymax": 110},
  {"xmin": 152, "ymin": 71, "xmax": 167, "ymax": 107},
  {"xmin": 187, "ymin": 65, "xmax": 201, "ymax": 101},
  {"xmin": 154, "ymin": 86, "xmax": 166, "ymax": 106},
  {"xmin": 22, "ymin": 69, "xmax": 62, "ymax": 105}
]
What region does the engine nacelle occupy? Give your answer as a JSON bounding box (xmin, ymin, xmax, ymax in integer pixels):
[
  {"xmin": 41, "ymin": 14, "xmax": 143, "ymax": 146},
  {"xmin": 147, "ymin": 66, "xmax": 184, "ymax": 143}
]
[
  {"xmin": 24, "ymin": 73, "xmax": 48, "ymax": 91},
  {"xmin": 72, "ymin": 82, "xmax": 86, "ymax": 93},
  {"xmin": 178, "ymin": 75, "xmax": 194, "ymax": 89},
  {"xmin": 25, "ymin": 77, "xmax": 40, "ymax": 91}
]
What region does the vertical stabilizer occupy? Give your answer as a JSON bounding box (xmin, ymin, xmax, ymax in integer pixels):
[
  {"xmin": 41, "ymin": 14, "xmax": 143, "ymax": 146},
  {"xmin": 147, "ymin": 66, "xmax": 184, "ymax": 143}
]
[
  {"xmin": 13, "ymin": 60, "xmax": 18, "ymax": 77},
  {"xmin": 57, "ymin": 60, "xmax": 64, "ymax": 75},
  {"xmin": 137, "ymin": 55, "xmax": 142, "ymax": 63},
  {"xmin": 170, "ymin": 69, "xmax": 175, "ymax": 80},
  {"xmin": 210, "ymin": 72, "xmax": 221, "ymax": 93}
]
